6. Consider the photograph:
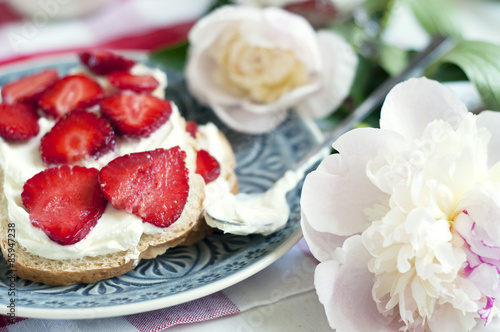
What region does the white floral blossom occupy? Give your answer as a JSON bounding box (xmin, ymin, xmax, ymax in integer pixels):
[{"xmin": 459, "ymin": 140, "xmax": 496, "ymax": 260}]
[
  {"xmin": 185, "ymin": 5, "xmax": 357, "ymax": 133},
  {"xmin": 235, "ymin": 0, "xmax": 365, "ymax": 18},
  {"xmin": 301, "ymin": 77, "xmax": 500, "ymax": 331}
]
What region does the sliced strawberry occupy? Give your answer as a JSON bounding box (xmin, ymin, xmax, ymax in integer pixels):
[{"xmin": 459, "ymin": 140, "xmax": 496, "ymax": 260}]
[
  {"xmin": 106, "ymin": 72, "xmax": 159, "ymax": 93},
  {"xmin": 0, "ymin": 103, "xmax": 39, "ymax": 141},
  {"xmin": 185, "ymin": 121, "xmax": 198, "ymax": 138},
  {"xmin": 40, "ymin": 109, "xmax": 116, "ymax": 165},
  {"xmin": 99, "ymin": 91, "xmax": 172, "ymax": 137},
  {"xmin": 1, "ymin": 69, "xmax": 58, "ymax": 105},
  {"xmin": 79, "ymin": 50, "xmax": 136, "ymax": 75},
  {"xmin": 38, "ymin": 74, "xmax": 104, "ymax": 118},
  {"xmin": 283, "ymin": 0, "xmax": 338, "ymax": 29},
  {"xmin": 22, "ymin": 166, "xmax": 107, "ymax": 245},
  {"xmin": 196, "ymin": 149, "xmax": 221, "ymax": 184},
  {"xmin": 98, "ymin": 147, "xmax": 189, "ymax": 227}
]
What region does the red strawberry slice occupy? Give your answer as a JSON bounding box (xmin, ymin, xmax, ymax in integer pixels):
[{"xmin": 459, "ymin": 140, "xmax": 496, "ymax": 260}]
[
  {"xmin": 284, "ymin": 0, "xmax": 338, "ymax": 29},
  {"xmin": 99, "ymin": 91, "xmax": 172, "ymax": 137},
  {"xmin": 38, "ymin": 74, "xmax": 104, "ymax": 118},
  {"xmin": 0, "ymin": 103, "xmax": 39, "ymax": 141},
  {"xmin": 22, "ymin": 165, "xmax": 107, "ymax": 245},
  {"xmin": 185, "ymin": 121, "xmax": 198, "ymax": 138},
  {"xmin": 79, "ymin": 50, "xmax": 136, "ymax": 75},
  {"xmin": 98, "ymin": 147, "xmax": 189, "ymax": 227},
  {"xmin": 1, "ymin": 69, "xmax": 58, "ymax": 105},
  {"xmin": 106, "ymin": 72, "xmax": 159, "ymax": 93},
  {"xmin": 40, "ymin": 109, "xmax": 116, "ymax": 165},
  {"xmin": 196, "ymin": 149, "xmax": 220, "ymax": 184}
]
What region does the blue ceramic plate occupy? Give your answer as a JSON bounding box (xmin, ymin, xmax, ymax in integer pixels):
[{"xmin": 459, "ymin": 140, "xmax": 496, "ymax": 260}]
[{"xmin": 0, "ymin": 54, "xmax": 322, "ymax": 319}]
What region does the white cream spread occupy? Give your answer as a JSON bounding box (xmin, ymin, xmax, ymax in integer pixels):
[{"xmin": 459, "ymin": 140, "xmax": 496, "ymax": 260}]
[
  {"xmin": 205, "ymin": 170, "xmax": 302, "ymax": 235},
  {"xmin": 0, "ymin": 64, "xmax": 226, "ymax": 260},
  {"xmin": 196, "ymin": 123, "xmax": 233, "ymax": 208}
]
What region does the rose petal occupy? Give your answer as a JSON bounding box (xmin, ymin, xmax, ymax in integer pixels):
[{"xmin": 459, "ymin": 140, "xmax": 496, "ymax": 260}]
[
  {"xmin": 254, "ymin": 7, "xmax": 322, "ymax": 67},
  {"xmin": 185, "ymin": 5, "xmax": 326, "ymax": 134},
  {"xmin": 301, "ymin": 212, "xmax": 348, "ymax": 262},
  {"xmin": 315, "ymin": 235, "xmax": 393, "ymax": 331},
  {"xmin": 235, "ymin": 0, "xmax": 299, "ymax": 6},
  {"xmin": 331, "ymin": 0, "xmax": 366, "ymax": 16},
  {"xmin": 476, "ymin": 110, "xmax": 500, "ymax": 168},
  {"xmin": 211, "ymin": 103, "xmax": 288, "ymax": 134},
  {"xmin": 295, "ymin": 30, "xmax": 357, "ymax": 118},
  {"xmin": 380, "ymin": 77, "xmax": 468, "ymax": 140}
]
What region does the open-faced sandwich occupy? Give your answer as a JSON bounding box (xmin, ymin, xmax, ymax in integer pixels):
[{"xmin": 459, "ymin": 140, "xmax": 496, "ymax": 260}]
[{"xmin": 0, "ymin": 51, "xmax": 237, "ymax": 286}]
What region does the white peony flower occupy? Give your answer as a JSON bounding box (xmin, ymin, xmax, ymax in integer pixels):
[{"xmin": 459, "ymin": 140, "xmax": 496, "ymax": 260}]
[
  {"xmin": 301, "ymin": 77, "xmax": 500, "ymax": 331},
  {"xmin": 185, "ymin": 5, "xmax": 357, "ymax": 134}
]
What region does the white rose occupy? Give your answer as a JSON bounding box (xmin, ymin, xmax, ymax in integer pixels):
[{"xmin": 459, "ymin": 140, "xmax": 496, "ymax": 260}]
[
  {"xmin": 185, "ymin": 5, "xmax": 357, "ymax": 133},
  {"xmin": 235, "ymin": 0, "xmax": 366, "ymax": 18}
]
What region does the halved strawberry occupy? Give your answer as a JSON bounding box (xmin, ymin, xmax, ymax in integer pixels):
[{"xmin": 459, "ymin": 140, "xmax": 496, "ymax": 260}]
[
  {"xmin": 106, "ymin": 72, "xmax": 159, "ymax": 93},
  {"xmin": 22, "ymin": 166, "xmax": 107, "ymax": 245},
  {"xmin": 196, "ymin": 149, "xmax": 220, "ymax": 183},
  {"xmin": 98, "ymin": 147, "xmax": 189, "ymax": 227},
  {"xmin": 0, "ymin": 103, "xmax": 39, "ymax": 141},
  {"xmin": 40, "ymin": 109, "xmax": 116, "ymax": 165},
  {"xmin": 185, "ymin": 121, "xmax": 198, "ymax": 138},
  {"xmin": 99, "ymin": 91, "xmax": 172, "ymax": 137},
  {"xmin": 38, "ymin": 74, "xmax": 104, "ymax": 118},
  {"xmin": 79, "ymin": 50, "xmax": 136, "ymax": 75},
  {"xmin": 1, "ymin": 69, "xmax": 58, "ymax": 105}
]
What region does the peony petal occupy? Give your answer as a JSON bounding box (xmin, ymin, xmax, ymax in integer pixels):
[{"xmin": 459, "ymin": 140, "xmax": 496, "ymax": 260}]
[
  {"xmin": 295, "ymin": 30, "xmax": 358, "ymax": 119},
  {"xmin": 315, "ymin": 235, "xmax": 393, "ymax": 331},
  {"xmin": 332, "ymin": 127, "xmax": 407, "ymax": 160},
  {"xmin": 301, "ymin": 154, "xmax": 374, "ymax": 236},
  {"xmin": 472, "ymin": 317, "xmax": 500, "ymax": 332},
  {"xmin": 380, "ymin": 77, "xmax": 468, "ymax": 140},
  {"xmin": 427, "ymin": 303, "xmax": 477, "ymax": 332},
  {"xmin": 460, "ymin": 183, "xmax": 500, "ymax": 247},
  {"xmin": 301, "ymin": 128, "xmax": 402, "ymax": 236},
  {"xmin": 301, "ymin": 212, "xmax": 348, "ymax": 262},
  {"xmin": 476, "ymin": 110, "xmax": 500, "ymax": 168}
]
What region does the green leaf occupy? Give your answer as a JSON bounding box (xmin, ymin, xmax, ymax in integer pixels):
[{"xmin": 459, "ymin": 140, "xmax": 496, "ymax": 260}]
[
  {"xmin": 438, "ymin": 40, "xmax": 500, "ymax": 111},
  {"xmin": 206, "ymin": 0, "xmax": 233, "ymax": 13},
  {"xmin": 378, "ymin": 43, "xmax": 409, "ymax": 76},
  {"xmin": 404, "ymin": 0, "xmax": 461, "ymax": 37},
  {"xmin": 149, "ymin": 42, "xmax": 189, "ymax": 72}
]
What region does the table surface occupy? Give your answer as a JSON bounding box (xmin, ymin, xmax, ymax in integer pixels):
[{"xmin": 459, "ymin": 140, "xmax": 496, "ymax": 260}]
[{"xmin": 1, "ymin": 0, "xmax": 499, "ymax": 331}]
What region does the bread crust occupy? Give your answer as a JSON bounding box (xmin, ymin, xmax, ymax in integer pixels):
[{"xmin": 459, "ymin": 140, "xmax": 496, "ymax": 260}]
[
  {"xmin": 0, "ymin": 171, "xmax": 205, "ymax": 286},
  {"xmin": 0, "ymin": 129, "xmax": 237, "ymax": 286}
]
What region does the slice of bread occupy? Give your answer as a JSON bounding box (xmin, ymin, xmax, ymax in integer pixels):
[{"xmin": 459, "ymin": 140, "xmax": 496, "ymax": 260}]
[
  {"xmin": 0, "ymin": 127, "xmax": 238, "ymax": 286},
  {"xmin": 0, "ymin": 170, "xmax": 206, "ymax": 286},
  {"xmin": 0, "ymin": 56, "xmax": 239, "ymax": 286}
]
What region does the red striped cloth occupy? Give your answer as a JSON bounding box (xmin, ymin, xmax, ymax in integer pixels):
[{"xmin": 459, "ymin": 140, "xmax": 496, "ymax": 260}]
[
  {"xmin": 0, "ymin": 0, "xmax": 205, "ymax": 66},
  {"xmin": 0, "ymin": 243, "xmax": 316, "ymax": 332}
]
